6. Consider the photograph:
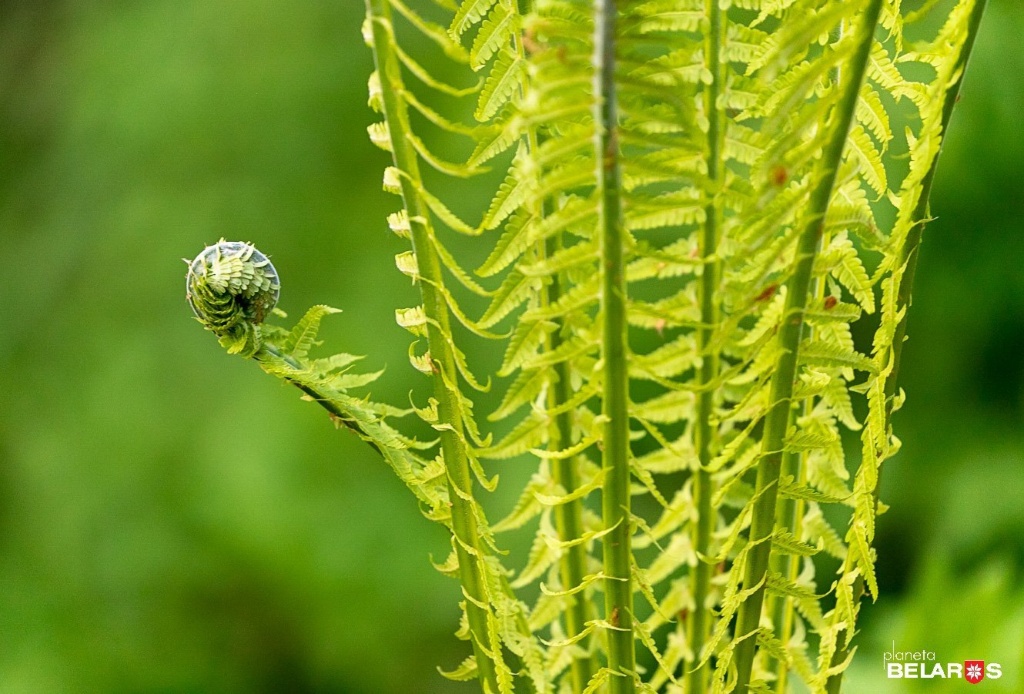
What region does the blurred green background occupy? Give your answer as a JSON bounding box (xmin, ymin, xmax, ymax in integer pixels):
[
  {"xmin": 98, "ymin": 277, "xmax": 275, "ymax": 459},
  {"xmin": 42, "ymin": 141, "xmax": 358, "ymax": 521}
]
[{"xmin": 1, "ymin": 1, "xmax": 1021, "ymax": 692}]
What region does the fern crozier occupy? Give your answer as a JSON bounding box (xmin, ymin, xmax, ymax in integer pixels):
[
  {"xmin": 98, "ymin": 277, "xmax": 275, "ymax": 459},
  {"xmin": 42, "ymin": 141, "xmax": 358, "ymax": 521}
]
[{"xmin": 186, "ymin": 240, "xmax": 281, "ymax": 357}]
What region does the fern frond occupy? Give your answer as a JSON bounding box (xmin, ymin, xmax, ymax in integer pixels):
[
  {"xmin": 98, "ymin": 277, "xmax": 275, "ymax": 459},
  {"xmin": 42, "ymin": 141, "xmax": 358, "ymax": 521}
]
[
  {"xmin": 471, "ymin": 2, "xmax": 518, "ymax": 69},
  {"xmin": 450, "ymin": 0, "xmax": 498, "ymax": 38},
  {"xmin": 476, "ymin": 47, "xmax": 526, "ymax": 121},
  {"xmin": 348, "ymin": 0, "xmax": 992, "ymax": 691}
]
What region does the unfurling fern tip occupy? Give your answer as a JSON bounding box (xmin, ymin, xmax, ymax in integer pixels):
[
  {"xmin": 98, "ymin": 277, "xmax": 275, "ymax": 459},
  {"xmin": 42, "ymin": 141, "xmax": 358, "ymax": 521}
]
[{"xmin": 186, "ymin": 240, "xmax": 281, "ymax": 357}]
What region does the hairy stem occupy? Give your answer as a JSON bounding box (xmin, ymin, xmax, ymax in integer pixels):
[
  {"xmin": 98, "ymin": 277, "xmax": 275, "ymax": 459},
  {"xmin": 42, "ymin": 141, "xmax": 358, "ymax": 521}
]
[
  {"xmin": 595, "ymin": 1, "xmax": 636, "ymax": 690},
  {"xmin": 257, "ymin": 346, "xmax": 382, "ymax": 448},
  {"xmin": 364, "ymin": 1, "xmax": 500, "ymax": 690},
  {"xmin": 824, "ymin": 2, "xmax": 988, "ymax": 691},
  {"xmin": 687, "ymin": 0, "xmax": 726, "ymax": 688},
  {"xmin": 731, "ymin": 1, "xmax": 883, "ymax": 690}
]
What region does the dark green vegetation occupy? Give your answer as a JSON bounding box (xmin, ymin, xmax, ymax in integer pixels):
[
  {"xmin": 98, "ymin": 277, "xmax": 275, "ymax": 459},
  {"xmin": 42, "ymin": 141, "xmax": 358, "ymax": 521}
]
[{"xmin": 1, "ymin": 1, "xmax": 1022, "ymax": 692}]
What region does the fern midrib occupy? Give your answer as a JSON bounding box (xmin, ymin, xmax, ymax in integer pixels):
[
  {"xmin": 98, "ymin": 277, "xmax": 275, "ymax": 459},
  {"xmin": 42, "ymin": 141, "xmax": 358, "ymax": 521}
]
[
  {"xmin": 256, "ymin": 345, "xmax": 384, "ymax": 456},
  {"xmin": 520, "ymin": 19, "xmax": 596, "ymax": 694},
  {"xmin": 770, "ymin": 274, "xmax": 828, "ymax": 694},
  {"xmin": 595, "ymin": 0, "xmax": 636, "ymax": 691},
  {"xmin": 769, "ymin": 348, "xmax": 815, "ymax": 694},
  {"xmin": 731, "ymin": 1, "xmax": 884, "ymax": 690},
  {"xmin": 546, "ymin": 236, "xmax": 598, "ymax": 692},
  {"xmin": 364, "ymin": 2, "xmax": 501, "ymax": 690},
  {"xmin": 824, "ymin": 2, "xmax": 989, "ymax": 691},
  {"xmin": 687, "ymin": 0, "xmax": 726, "ymax": 689}
]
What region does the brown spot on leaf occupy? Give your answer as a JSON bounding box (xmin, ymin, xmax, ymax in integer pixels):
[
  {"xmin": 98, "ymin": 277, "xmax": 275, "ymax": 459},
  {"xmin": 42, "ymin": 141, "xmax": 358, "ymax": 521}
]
[
  {"xmin": 755, "ymin": 284, "xmax": 778, "ymax": 302},
  {"xmin": 522, "ymin": 28, "xmax": 541, "ymax": 55},
  {"xmin": 603, "ymin": 126, "xmax": 619, "ymax": 170}
]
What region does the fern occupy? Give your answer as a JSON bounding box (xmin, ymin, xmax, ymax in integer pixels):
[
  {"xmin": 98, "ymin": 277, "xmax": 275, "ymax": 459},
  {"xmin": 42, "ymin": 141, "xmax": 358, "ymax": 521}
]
[{"xmin": 186, "ymin": 0, "xmax": 989, "ymax": 691}]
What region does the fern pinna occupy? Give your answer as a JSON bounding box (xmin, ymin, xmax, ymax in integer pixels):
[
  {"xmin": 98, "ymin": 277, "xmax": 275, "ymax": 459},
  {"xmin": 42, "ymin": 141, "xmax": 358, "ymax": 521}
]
[{"xmin": 187, "ymin": 0, "xmax": 987, "ymax": 691}]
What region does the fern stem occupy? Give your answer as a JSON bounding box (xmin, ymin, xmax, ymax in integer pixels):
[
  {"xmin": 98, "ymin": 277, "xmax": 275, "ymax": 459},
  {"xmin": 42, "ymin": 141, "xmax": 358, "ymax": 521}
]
[
  {"xmin": 824, "ymin": 2, "xmax": 988, "ymax": 691},
  {"xmin": 547, "ymin": 237, "xmax": 598, "ymax": 692},
  {"xmin": 513, "ymin": 0, "xmax": 596, "ymax": 682},
  {"xmin": 500, "ymin": 0, "xmax": 593, "ymax": 682},
  {"xmin": 687, "ymin": 0, "xmax": 726, "ymax": 688},
  {"xmin": 364, "ymin": 2, "xmax": 500, "ymax": 691},
  {"xmin": 594, "ymin": 1, "xmax": 636, "ymax": 690},
  {"xmin": 730, "ymin": 1, "xmax": 883, "ymax": 690},
  {"xmin": 769, "ymin": 409, "xmax": 809, "ymax": 693},
  {"xmin": 255, "ymin": 345, "xmax": 383, "ymax": 452},
  {"xmin": 769, "ymin": 275, "xmax": 822, "ymax": 693}
]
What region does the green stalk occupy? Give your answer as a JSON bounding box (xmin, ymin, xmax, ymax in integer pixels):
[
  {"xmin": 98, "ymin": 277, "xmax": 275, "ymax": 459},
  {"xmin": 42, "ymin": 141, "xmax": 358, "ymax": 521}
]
[
  {"xmin": 731, "ymin": 1, "xmax": 883, "ymax": 690},
  {"xmin": 770, "ymin": 13, "xmax": 849, "ymax": 681},
  {"xmin": 547, "ymin": 236, "xmax": 598, "ymax": 692},
  {"xmin": 771, "ymin": 282, "xmax": 825, "ymax": 694},
  {"xmin": 771, "ymin": 276, "xmax": 824, "ymax": 691},
  {"xmin": 687, "ymin": 0, "xmax": 726, "ymax": 688},
  {"xmin": 256, "ymin": 346, "xmax": 383, "ymax": 451},
  {"xmin": 364, "ymin": 2, "xmax": 500, "ymax": 690},
  {"xmin": 770, "ymin": 406, "xmax": 810, "ymax": 693},
  {"xmin": 513, "ymin": 0, "xmax": 595, "ymax": 685},
  {"xmin": 824, "ymin": 2, "xmax": 988, "ymax": 691},
  {"xmin": 594, "ymin": 1, "xmax": 636, "ymax": 691}
]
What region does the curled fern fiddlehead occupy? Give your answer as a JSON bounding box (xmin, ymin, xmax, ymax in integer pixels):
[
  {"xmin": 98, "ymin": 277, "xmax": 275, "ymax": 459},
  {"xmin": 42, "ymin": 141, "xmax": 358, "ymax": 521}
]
[
  {"xmin": 186, "ymin": 240, "xmax": 281, "ymax": 357},
  {"xmin": 186, "ymin": 240, "xmax": 457, "ymax": 526}
]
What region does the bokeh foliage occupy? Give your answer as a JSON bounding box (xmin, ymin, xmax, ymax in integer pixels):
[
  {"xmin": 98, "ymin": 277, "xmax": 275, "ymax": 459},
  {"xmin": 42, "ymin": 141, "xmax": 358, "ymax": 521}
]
[{"xmin": 0, "ymin": 0, "xmax": 1021, "ymax": 691}]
